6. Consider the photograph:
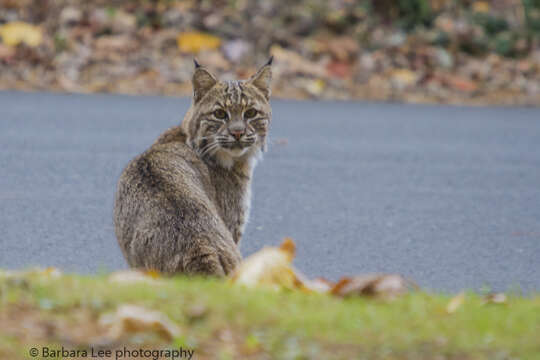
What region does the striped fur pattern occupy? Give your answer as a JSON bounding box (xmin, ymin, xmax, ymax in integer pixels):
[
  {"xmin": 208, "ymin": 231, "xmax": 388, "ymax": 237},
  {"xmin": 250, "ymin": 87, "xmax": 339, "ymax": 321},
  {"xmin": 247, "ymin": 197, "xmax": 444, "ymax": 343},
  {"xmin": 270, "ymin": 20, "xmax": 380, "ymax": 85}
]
[{"xmin": 113, "ymin": 59, "xmax": 272, "ymax": 276}]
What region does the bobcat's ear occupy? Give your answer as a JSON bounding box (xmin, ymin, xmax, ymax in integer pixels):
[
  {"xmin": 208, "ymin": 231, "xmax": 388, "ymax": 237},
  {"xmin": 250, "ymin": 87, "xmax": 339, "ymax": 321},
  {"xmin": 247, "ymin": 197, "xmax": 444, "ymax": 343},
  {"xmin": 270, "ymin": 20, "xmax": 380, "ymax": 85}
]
[
  {"xmin": 192, "ymin": 60, "xmax": 217, "ymax": 103},
  {"xmin": 247, "ymin": 56, "xmax": 273, "ymax": 100}
]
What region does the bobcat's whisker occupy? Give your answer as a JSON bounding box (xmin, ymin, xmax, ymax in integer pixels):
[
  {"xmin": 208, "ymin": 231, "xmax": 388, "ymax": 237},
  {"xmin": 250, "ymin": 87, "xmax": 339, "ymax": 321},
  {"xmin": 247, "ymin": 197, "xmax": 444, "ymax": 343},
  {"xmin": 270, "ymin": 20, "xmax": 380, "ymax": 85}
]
[{"xmin": 200, "ymin": 142, "xmax": 220, "ymax": 158}]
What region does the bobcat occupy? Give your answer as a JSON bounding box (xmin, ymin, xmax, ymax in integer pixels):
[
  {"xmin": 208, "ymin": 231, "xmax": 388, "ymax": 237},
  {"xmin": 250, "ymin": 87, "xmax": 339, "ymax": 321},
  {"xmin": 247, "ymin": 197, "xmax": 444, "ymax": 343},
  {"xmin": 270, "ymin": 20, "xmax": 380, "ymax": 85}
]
[{"xmin": 113, "ymin": 58, "xmax": 272, "ymax": 276}]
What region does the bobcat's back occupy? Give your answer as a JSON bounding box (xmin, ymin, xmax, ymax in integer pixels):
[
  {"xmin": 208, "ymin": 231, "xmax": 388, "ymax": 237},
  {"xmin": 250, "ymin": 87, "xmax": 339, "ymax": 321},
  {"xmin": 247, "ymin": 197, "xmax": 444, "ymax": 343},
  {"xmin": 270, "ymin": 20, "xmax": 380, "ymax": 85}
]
[{"xmin": 114, "ymin": 133, "xmax": 241, "ymax": 275}]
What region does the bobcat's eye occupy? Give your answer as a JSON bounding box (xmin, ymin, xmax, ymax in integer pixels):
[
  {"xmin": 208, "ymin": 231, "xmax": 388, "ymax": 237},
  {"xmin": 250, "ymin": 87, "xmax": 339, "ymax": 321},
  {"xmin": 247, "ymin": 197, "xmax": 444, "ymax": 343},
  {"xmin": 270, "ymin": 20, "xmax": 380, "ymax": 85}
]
[
  {"xmin": 244, "ymin": 108, "xmax": 257, "ymax": 118},
  {"xmin": 213, "ymin": 109, "xmax": 228, "ymax": 119},
  {"xmin": 206, "ymin": 122, "xmax": 221, "ymax": 131}
]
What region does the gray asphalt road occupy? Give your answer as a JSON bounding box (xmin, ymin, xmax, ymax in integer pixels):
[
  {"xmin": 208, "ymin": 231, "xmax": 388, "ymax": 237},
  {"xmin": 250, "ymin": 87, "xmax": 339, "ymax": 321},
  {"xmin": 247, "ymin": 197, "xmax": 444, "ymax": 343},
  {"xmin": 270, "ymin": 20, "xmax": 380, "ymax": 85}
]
[{"xmin": 1, "ymin": 91, "xmax": 539, "ymax": 293}]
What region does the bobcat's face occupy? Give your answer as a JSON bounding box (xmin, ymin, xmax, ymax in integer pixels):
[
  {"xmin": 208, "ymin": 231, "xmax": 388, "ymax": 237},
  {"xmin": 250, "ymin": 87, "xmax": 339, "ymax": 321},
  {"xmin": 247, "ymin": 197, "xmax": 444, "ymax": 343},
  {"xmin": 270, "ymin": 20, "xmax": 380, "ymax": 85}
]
[{"xmin": 185, "ymin": 59, "xmax": 272, "ymax": 169}]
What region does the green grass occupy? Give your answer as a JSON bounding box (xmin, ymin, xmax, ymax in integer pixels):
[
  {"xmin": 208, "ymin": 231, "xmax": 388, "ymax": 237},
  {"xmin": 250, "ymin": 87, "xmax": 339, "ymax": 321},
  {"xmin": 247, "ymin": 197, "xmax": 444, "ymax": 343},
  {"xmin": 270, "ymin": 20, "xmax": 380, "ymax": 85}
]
[{"xmin": 1, "ymin": 271, "xmax": 539, "ymax": 359}]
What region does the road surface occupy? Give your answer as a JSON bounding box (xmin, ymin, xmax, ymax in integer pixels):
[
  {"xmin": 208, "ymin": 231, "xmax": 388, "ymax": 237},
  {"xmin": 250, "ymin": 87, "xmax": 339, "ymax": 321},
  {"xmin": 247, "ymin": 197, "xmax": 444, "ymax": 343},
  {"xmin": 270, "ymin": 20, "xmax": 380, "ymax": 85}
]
[{"xmin": 1, "ymin": 91, "xmax": 539, "ymax": 293}]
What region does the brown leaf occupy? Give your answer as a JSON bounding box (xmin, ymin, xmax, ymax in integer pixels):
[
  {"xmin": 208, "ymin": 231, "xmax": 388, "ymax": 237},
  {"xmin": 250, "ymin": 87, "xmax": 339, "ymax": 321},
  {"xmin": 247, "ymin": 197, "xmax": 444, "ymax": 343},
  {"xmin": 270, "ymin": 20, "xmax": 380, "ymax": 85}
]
[
  {"xmin": 331, "ymin": 274, "xmax": 411, "ymax": 299},
  {"xmin": 279, "ymin": 237, "xmax": 296, "ymax": 258},
  {"xmin": 326, "ymin": 61, "xmax": 352, "ymax": 79},
  {"xmin": 482, "ymin": 293, "xmax": 507, "ymax": 305},
  {"xmin": 443, "ymin": 75, "xmax": 478, "ymax": 93}
]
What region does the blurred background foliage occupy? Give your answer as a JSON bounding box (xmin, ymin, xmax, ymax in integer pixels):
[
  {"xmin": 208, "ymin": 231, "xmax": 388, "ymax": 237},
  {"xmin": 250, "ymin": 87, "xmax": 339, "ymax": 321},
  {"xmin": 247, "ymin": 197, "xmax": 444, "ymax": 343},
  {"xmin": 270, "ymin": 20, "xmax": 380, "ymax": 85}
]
[{"xmin": 0, "ymin": 0, "xmax": 539, "ymax": 105}]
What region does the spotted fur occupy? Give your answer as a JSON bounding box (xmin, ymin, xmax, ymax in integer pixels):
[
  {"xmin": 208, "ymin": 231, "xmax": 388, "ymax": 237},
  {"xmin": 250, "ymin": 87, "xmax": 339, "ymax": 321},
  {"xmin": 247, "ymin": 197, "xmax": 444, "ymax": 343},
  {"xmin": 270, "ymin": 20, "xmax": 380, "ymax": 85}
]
[{"xmin": 113, "ymin": 59, "xmax": 272, "ymax": 276}]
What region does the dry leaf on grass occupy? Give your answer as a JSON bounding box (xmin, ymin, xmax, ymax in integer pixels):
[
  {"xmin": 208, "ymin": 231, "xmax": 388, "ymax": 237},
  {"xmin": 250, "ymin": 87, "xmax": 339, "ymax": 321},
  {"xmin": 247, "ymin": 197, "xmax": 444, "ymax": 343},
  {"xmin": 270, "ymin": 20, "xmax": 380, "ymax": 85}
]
[
  {"xmin": 108, "ymin": 270, "xmax": 163, "ymax": 285},
  {"xmin": 230, "ymin": 238, "xmax": 416, "ymax": 298},
  {"xmin": 99, "ymin": 305, "xmax": 181, "ymax": 341},
  {"xmin": 230, "ymin": 238, "xmax": 299, "ymax": 290},
  {"xmin": 41, "ymin": 267, "xmax": 62, "ymax": 278},
  {"xmin": 446, "ymin": 292, "xmax": 465, "ymax": 313},
  {"xmin": 482, "ymin": 293, "xmax": 507, "ymax": 305},
  {"xmin": 0, "ymin": 22, "xmax": 42, "ymax": 47},
  {"xmin": 294, "ymin": 273, "xmax": 333, "ymax": 294},
  {"xmin": 331, "ymin": 274, "xmax": 411, "ymax": 299}
]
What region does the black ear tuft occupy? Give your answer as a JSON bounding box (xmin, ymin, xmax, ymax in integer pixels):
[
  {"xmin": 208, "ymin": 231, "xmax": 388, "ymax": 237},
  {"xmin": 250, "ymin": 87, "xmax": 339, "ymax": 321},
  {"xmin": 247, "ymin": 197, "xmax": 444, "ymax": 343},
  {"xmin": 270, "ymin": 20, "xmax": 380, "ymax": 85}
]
[
  {"xmin": 248, "ymin": 58, "xmax": 273, "ymax": 100},
  {"xmin": 193, "ymin": 58, "xmax": 201, "ymax": 68}
]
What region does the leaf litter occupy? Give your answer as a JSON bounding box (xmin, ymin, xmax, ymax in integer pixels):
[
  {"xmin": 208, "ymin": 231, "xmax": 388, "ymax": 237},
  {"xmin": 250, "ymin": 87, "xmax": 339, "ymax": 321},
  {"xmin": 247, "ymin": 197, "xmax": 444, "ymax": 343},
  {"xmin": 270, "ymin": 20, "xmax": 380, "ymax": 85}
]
[
  {"xmin": 1, "ymin": 0, "xmax": 539, "ymax": 105},
  {"xmin": 230, "ymin": 238, "xmax": 416, "ymax": 300}
]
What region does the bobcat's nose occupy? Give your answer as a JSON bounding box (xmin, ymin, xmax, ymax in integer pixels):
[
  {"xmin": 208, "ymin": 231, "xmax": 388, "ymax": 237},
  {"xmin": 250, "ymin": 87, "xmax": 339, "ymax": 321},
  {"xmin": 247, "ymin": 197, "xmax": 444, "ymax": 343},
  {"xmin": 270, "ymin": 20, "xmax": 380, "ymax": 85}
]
[{"xmin": 228, "ymin": 127, "xmax": 245, "ymax": 141}]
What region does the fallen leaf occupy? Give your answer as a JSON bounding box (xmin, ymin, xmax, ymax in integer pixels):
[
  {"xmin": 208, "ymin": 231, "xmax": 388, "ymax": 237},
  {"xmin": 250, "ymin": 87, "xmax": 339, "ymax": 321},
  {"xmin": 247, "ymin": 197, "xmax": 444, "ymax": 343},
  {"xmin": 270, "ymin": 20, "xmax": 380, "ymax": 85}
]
[
  {"xmin": 326, "ymin": 61, "xmax": 351, "ymax": 78},
  {"xmin": 482, "ymin": 293, "xmax": 507, "ymax": 305},
  {"xmin": 295, "ymin": 274, "xmax": 333, "ymax": 294},
  {"xmin": 42, "ymin": 267, "xmax": 62, "ymax": 278},
  {"xmin": 331, "ymin": 274, "xmax": 410, "ymax": 299},
  {"xmin": 280, "ymin": 237, "xmax": 296, "ymax": 258},
  {"xmin": 443, "ymin": 75, "xmax": 478, "ymax": 92},
  {"xmin": 177, "ymin": 31, "xmax": 221, "ymax": 54},
  {"xmin": 230, "ymin": 238, "xmax": 298, "ymax": 290},
  {"xmin": 446, "ymin": 292, "xmax": 465, "ymax": 313},
  {"xmin": 99, "ymin": 304, "xmax": 181, "ymax": 341},
  {"xmin": 108, "ymin": 270, "xmax": 163, "ymax": 285},
  {"xmin": 0, "ymin": 22, "xmax": 43, "ymax": 47}
]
